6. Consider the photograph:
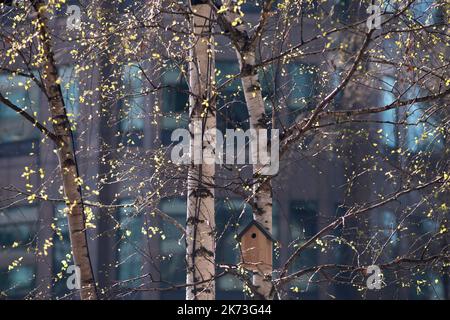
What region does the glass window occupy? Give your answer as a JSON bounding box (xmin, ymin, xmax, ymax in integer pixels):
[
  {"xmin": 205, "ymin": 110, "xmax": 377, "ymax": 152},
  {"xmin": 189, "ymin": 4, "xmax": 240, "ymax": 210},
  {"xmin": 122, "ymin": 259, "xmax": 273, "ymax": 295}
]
[
  {"xmin": 159, "ymin": 197, "xmax": 186, "ymax": 299},
  {"xmin": 410, "ymin": 270, "xmax": 446, "ymax": 299},
  {"xmin": 404, "ymin": 85, "xmax": 443, "ymax": 152},
  {"xmin": 0, "ymin": 74, "xmax": 40, "ymax": 145},
  {"xmin": 58, "ymin": 66, "xmax": 80, "ymax": 137},
  {"xmin": 381, "ymin": 0, "xmax": 398, "ymax": 12},
  {"xmin": 0, "ymin": 205, "xmax": 38, "ymax": 299},
  {"xmin": 289, "ymin": 201, "xmax": 318, "ymax": 243},
  {"xmin": 216, "ymin": 61, "xmax": 248, "ymax": 132},
  {"xmin": 378, "ymin": 78, "xmax": 444, "ymax": 152},
  {"xmin": 121, "ymin": 64, "xmax": 145, "ymax": 145},
  {"xmin": 379, "ymin": 76, "xmax": 397, "ymax": 148},
  {"xmin": 405, "ymin": 85, "xmax": 425, "ymax": 152},
  {"xmin": 52, "ymin": 203, "xmax": 73, "ymax": 299},
  {"xmin": 0, "ymin": 206, "xmax": 38, "ymax": 248},
  {"xmin": 335, "ymin": 0, "xmax": 351, "ymax": 23},
  {"xmin": 408, "ymin": 214, "xmax": 446, "ymax": 300},
  {"xmin": 380, "ymin": 210, "xmax": 397, "ymax": 240},
  {"xmin": 161, "ymin": 68, "xmax": 189, "ymax": 145},
  {"xmin": 423, "ymin": 272, "xmax": 445, "ymax": 299},
  {"xmin": 271, "ymin": 201, "xmax": 280, "ymax": 241},
  {"xmin": 259, "ymin": 65, "xmax": 278, "ymax": 117},
  {"xmin": 411, "ymin": 0, "xmax": 440, "ymax": 25},
  {"xmin": 287, "ymin": 63, "xmax": 318, "ymax": 123},
  {"xmin": 421, "ymin": 218, "xmax": 440, "ymax": 234},
  {"xmin": 377, "ymin": 210, "xmax": 399, "ymax": 262},
  {"xmin": 431, "ymin": 1, "xmax": 445, "ymax": 24},
  {"xmin": 59, "ymin": 67, "xmax": 80, "ymax": 118},
  {"xmin": 0, "ymin": 265, "xmax": 36, "ymax": 299},
  {"xmin": 217, "ymin": 61, "xmax": 240, "ymax": 89},
  {"xmin": 117, "ymin": 200, "xmax": 144, "ymax": 285},
  {"xmin": 288, "ymin": 200, "xmax": 319, "ymax": 299}
]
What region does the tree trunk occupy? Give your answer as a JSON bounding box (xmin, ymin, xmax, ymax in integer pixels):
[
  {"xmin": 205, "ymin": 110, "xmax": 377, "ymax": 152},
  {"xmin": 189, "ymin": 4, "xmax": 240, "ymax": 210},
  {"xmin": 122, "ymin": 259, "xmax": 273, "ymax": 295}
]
[
  {"xmin": 186, "ymin": 1, "xmax": 216, "ymax": 300},
  {"xmin": 33, "ymin": 0, "xmax": 97, "ymax": 300},
  {"xmin": 238, "ymin": 50, "xmax": 274, "ymax": 300},
  {"xmin": 213, "ymin": 0, "xmax": 275, "ymax": 299}
]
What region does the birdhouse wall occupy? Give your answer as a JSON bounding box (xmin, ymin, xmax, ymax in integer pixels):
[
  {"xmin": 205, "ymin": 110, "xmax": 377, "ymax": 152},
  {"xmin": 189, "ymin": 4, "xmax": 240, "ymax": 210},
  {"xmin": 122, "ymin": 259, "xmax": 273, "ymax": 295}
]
[{"xmin": 239, "ymin": 225, "xmax": 272, "ymax": 273}]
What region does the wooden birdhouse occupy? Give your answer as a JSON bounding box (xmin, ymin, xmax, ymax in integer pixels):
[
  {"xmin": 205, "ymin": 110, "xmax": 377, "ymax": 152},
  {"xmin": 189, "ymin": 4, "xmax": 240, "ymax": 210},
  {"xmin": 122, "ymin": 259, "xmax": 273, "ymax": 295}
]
[{"xmin": 237, "ymin": 220, "xmax": 275, "ymax": 273}]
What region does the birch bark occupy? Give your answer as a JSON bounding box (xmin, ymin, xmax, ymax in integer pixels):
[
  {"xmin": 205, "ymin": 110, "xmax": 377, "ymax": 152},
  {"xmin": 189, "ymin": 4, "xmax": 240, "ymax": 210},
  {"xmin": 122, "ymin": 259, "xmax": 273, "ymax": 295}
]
[
  {"xmin": 216, "ymin": 0, "xmax": 275, "ymax": 299},
  {"xmin": 238, "ymin": 50, "xmax": 274, "ymax": 300},
  {"xmin": 186, "ymin": 1, "xmax": 216, "ymax": 300},
  {"xmin": 33, "ymin": 0, "xmax": 97, "ymax": 300}
]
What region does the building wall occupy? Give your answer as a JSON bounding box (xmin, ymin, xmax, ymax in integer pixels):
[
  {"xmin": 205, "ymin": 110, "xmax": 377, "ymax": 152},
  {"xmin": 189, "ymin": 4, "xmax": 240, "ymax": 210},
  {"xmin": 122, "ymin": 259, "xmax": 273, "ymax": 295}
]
[{"xmin": 0, "ymin": 0, "xmax": 447, "ymax": 300}]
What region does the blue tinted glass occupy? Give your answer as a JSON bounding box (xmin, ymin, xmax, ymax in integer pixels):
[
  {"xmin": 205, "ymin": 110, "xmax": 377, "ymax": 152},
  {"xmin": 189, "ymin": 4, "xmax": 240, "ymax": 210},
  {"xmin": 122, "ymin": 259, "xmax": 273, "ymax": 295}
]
[
  {"xmin": 0, "ymin": 206, "xmax": 38, "ymax": 298},
  {"xmin": 403, "ymin": 84, "xmax": 444, "ymax": 152},
  {"xmin": 289, "ymin": 200, "xmax": 319, "ymax": 299},
  {"xmin": 121, "ymin": 64, "xmax": 145, "ymax": 132},
  {"xmin": 216, "ymin": 61, "xmax": 248, "ymax": 131},
  {"xmin": 52, "ymin": 204, "xmax": 73, "ymax": 298},
  {"xmin": 117, "ymin": 200, "xmax": 143, "ymax": 283},
  {"xmin": 411, "ymin": 0, "xmax": 437, "ymax": 25},
  {"xmin": 159, "ymin": 197, "xmax": 186, "ymax": 299},
  {"xmin": 0, "ymin": 265, "xmax": 36, "ymax": 298},
  {"xmin": 216, "ymin": 60, "xmax": 240, "ymax": 90},
  {"xmin": 0, "ymin": 206, "xmax": 38, "ymax": 247},
  {"xmin": 58, "ymin": 67, "xmax": 79, "ymax": 117},
  {"xmin": 0, "ymin": 74, "xmax": 40, "ymax": 143},
  {"xmin": 161, "ymin": 68, "xmax": 189, "ymax": 145},
  {"xmin": 380, "ymin": 77, "xmax": 396, "ymax": 147},
  {"xmin": 288, "ymin": 63, "xmax": 317, "ymax": 110}
]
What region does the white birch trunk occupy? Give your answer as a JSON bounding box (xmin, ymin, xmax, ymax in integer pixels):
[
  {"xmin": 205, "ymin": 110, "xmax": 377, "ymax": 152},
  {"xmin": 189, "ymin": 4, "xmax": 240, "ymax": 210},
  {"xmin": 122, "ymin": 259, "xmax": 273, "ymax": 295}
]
[
  {"xmin": 33, "ymin": 1, "xmax": 97, "ymax": 300},
  {"xmin": 186, "ymin": 2, "xmax": 216, "ymax": 300},
  {"xmin": 215, "ymin": 0, "xmax": 274, "ymax": 298},
  {"xmin": 239, "ymin": 51, "xmax": 273, "ymax": 299}
]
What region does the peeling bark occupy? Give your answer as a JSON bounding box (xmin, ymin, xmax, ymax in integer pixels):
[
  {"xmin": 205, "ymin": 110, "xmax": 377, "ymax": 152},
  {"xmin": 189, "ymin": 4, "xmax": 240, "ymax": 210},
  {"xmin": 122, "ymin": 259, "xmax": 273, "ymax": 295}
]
[
  {"xmin": 33, "ymin": 0, "xmax": 97, "ymax": 300},
  {"xmin": 239, "ymin": 50, "xmax": 274, "ymax": 300},
  {"xmin": 213, "ymin": 0, "xmax": 275, "ymax": 299},
  {"xmin": 186, "ymin": 1, "xmax": 216, "ymax": 300}
]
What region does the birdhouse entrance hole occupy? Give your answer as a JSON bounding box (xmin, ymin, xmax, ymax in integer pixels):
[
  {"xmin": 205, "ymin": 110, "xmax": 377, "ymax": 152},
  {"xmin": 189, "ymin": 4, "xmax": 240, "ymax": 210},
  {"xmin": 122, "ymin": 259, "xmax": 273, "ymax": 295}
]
[{"xmin": 237, "ymin": 221, "xmax": 275, "ymax": 273}]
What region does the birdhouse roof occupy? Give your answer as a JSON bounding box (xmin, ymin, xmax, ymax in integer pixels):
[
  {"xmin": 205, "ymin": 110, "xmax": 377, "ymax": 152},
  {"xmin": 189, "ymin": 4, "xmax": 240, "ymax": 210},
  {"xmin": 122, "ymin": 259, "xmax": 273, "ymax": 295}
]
[{"xmin": 237, "ymin": 220, "xmax": 275, "ymax": 242}]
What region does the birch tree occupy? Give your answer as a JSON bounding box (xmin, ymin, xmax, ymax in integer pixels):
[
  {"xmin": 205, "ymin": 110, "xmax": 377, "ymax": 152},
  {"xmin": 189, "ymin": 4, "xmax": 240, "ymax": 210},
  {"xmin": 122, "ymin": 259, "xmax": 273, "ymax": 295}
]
[
  {"xmin": 186, "ymin": 0, "xmax": 217, "ymax": 300},
  {"xmin": 212, "ymin": 0, "xmax": 276, "ymax": 299},
  {"xmin": 0, "ymin": 0, "xmax": 449, "ymax": 300},
  {"xmin": 29, "ymin": 0, "xmax": 98, "ymax": 300},
  {"xmin": 0, "ymin": 0, "xmax": 97, "ymax": 299}
]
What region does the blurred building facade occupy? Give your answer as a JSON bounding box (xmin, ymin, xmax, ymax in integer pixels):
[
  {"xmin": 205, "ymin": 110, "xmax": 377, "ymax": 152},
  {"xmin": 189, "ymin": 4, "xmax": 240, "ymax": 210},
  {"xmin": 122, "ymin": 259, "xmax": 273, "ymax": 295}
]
[{"xmin": 0, "ymin": 0, "xmax": 448, "ymax": 300}]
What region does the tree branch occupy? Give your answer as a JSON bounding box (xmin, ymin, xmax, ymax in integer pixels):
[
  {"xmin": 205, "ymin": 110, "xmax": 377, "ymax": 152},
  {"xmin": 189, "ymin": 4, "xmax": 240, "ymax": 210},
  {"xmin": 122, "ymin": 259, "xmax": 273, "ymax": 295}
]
[{"xmin": 0, "ymin": 91, "xmax": 60, "ymax": 144}]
